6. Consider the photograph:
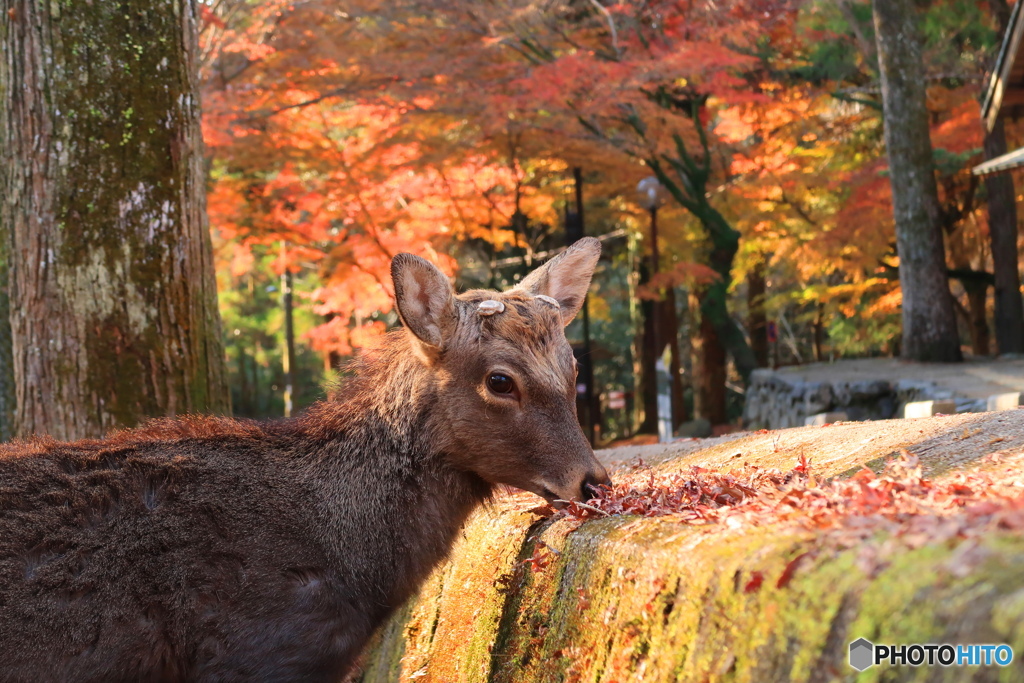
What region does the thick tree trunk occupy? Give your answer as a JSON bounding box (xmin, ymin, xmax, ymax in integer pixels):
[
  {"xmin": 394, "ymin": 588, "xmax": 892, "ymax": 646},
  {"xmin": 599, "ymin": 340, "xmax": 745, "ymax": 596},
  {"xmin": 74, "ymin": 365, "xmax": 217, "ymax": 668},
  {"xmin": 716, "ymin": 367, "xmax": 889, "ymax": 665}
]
[
  {"xmin": 1, "ymin": 0, "xmax": 230, "ymax": 440},
  {"xmin": 983, "ymin": 120, "xmax": 1024, "ymax": 355},
  {"xmin": 872, "ymin": 0, "xmax": 962, "ymax": 362}
]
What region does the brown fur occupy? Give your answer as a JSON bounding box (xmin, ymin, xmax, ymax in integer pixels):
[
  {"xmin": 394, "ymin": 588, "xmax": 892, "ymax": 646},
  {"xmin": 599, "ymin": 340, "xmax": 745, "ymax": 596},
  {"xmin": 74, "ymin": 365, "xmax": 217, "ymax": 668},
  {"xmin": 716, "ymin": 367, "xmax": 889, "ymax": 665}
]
[{"xmin": 0, "ymin": 242, "xmax": 608, "ymax": 682}]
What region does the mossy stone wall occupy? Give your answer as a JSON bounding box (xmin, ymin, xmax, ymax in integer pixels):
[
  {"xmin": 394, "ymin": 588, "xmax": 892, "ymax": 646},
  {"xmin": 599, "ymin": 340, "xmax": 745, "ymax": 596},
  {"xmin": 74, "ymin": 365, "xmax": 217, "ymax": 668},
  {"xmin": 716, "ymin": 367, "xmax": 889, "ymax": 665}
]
[{"xmin": 356, "ymin": 414, "xmax": 1024, "ymax": 682}]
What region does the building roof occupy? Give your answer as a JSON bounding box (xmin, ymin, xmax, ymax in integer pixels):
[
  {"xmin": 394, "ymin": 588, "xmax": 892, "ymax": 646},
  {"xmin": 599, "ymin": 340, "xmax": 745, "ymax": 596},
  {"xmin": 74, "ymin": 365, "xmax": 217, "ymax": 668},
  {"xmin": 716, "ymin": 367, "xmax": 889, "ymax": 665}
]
[
  {"xmin": 981, "ymin": 2, "xmax": 1024, "ymax": 133},
  {"xmin": 972, "ymin": 145, "xmax": 1024, "ymax": 176},
  {"xmin": 974, "ymin": 3, "xmax": 1024, "ymax": 176}
]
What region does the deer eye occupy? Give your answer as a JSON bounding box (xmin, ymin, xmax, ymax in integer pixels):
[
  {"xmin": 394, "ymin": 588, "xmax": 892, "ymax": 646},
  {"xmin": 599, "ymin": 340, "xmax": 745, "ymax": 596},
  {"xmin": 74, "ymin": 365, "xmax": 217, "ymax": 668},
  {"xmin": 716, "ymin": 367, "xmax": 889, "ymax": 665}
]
[{"xmin": 486, "ymin": 373, "xmax": 515, "ymax": 395}]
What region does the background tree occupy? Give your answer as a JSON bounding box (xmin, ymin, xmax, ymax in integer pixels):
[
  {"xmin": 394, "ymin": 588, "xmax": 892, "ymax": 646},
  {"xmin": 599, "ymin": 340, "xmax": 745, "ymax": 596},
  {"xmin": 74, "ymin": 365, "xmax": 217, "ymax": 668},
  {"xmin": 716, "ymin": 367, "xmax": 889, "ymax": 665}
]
[
  {"xmin": 0, "ymin": 0, "xmax": 230, "ymax": 440},
  {"xmin": 983, "ymin": 0, "xmax": 1024, "ymax": 355},
  {"xmin": 872, "ymin": 0, "xmax": 963, "ymax": 362},
  {"xmin": 192, "ymin": 0, "xmax": 1018, "ymax": 437}
]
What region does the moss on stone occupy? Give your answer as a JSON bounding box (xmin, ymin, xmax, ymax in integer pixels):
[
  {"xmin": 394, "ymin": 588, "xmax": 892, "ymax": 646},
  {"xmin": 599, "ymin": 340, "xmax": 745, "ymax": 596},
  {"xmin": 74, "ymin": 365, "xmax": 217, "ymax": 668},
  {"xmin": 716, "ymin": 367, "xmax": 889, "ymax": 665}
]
[
  {"xmin": 361, "ymin": 419, "xmax": 1024, "ymax": 682},
  {"xmin": 363, "ymin": 515, "xmax": 1024, "ymax": 682}
]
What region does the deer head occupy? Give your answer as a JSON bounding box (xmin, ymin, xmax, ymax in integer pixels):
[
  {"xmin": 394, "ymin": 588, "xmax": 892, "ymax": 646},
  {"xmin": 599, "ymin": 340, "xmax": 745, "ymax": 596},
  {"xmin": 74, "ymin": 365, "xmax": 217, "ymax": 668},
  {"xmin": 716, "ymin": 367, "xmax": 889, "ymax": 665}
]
[{"xmin": 391, "ymin": 237, "xmax": 611, "ymax": 505}]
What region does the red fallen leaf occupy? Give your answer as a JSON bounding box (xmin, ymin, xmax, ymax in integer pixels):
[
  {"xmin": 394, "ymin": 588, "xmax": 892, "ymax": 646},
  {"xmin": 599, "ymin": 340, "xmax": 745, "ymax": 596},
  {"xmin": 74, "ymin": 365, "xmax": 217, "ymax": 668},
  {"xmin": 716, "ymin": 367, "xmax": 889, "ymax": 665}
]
[
  {"xmin": 851, "ymin": 467, "xmax": 876, "ymax": 483},
  {"xmin": 576, "ymin": 587, "xmax": 590, "ymax": 611},
  {"xmin": 776, "ymin": 551, "xmax": 812, "ymax": 589},
  {"xmin": 542, "ymin": 444, "xmax": 1024, "ymax": 555},
  {"xmin": 744, "ymin": 571, "xmax": 765, "ymax": 593}
]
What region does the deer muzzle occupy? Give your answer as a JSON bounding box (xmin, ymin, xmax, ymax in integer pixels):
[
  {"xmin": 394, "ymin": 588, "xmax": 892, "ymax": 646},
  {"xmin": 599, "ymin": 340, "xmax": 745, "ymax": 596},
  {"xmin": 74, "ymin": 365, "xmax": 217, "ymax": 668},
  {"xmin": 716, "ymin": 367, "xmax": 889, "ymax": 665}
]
[{"xmin": 540, "ymin": 461, "xmax": 612, "ymax": 508}]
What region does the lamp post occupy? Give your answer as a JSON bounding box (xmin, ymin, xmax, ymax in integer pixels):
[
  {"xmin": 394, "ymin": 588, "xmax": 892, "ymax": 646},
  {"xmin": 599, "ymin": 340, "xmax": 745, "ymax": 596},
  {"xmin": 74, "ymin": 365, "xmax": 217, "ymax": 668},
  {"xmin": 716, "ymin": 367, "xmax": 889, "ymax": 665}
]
[
  {"xmin": 635, "ymin": 177, "xmax": 664, "ymax": 437},
  {"xmin": 635, "ymin": 177, "xmax": 686, "ymax": 439},
  {"xmin": 568, "ymin": 167, "xmax": 597, "ymax": 445}
]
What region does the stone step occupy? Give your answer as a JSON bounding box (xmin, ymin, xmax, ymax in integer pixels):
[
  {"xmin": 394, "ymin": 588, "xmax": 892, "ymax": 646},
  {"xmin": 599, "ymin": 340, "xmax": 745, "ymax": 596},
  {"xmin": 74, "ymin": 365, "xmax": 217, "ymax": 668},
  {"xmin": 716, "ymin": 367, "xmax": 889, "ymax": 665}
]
[
  {"xmin": 987, "ymin": 391, "xmax": 1023, "ymax": 412},
  {"xmin": 903, "ymin": 399, "xmax": 956, "ymax": 418},
  {"xmin": 804, "ymin": 411, "xmax": 848, "ymax": 426}
]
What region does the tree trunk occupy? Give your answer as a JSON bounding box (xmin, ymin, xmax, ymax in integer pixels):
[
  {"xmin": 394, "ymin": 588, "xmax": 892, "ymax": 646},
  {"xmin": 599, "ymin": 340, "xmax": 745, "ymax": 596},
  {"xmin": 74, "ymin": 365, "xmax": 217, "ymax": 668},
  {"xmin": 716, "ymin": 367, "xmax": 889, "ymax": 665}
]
[
  {"xmin": 872, "ymin": 0, "xmax": 963, "ymax": 362},
  {"xmin": 644, "ymin": 107, "xmax": 757, "ymax": 392},
  {"xmin": 813, "ymin": 304, "xmax": 825, "ymax": 362},
  {"xmin": 983, "ymin": 120, "xmax": 1024, "ymax": 355},
  {"xmin": 746, "ymin": 262, "xmax": 769, "ymax": 368},
  {"xmin": 1, "ymin": 0, "xmax": 230, "ymax": 440},
  {"xmin": 637, "ymin": 259, "xmax": 659, "ymax": 434},
  {"xmin": 698, "ymin": 306, "xmax": 727, "ymax": 425},
  {"xmin": 963, "ymin": 283, "xmax": 992, "ymax": 356},
  {"xmin": 693, "ymin": 201, "xmax": 759, "ymax": 382}
]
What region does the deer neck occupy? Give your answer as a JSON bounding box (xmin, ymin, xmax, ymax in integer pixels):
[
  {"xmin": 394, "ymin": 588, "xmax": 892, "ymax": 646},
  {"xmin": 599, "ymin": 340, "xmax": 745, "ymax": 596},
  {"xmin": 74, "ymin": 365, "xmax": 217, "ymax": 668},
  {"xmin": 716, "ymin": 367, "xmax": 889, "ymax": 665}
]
[{"xmin": 299, "ymin": 340, "xmax": 491, "ymax": 609}]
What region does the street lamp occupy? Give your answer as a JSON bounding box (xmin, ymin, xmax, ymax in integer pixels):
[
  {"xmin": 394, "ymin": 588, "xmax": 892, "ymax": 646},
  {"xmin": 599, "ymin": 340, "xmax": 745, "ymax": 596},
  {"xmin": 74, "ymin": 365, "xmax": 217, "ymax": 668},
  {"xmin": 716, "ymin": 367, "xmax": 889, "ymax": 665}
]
[
  {"xmin": 636, "ymin": 175, "xmax": 669, "ymax": 279},
  {"xmin": 635, "ymin": 176, "xmax": 680, "ymax": 441},
  {"xmin": 636, "ymin": 176, "xmax": 666, "ymax": 210}
]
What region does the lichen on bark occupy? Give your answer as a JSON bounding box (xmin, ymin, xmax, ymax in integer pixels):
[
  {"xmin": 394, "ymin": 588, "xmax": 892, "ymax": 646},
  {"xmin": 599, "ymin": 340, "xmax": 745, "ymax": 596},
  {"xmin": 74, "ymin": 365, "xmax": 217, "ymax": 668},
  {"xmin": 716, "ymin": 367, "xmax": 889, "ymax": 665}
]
[{"xmin": 0, "ymin": 0, "xmax": 229, "ymax": 439}]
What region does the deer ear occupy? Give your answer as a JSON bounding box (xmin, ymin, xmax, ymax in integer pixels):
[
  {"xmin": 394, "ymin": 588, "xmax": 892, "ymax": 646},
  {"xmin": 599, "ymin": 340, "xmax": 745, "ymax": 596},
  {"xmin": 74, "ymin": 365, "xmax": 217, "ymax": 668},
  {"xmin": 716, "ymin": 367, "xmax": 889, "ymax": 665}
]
[
  {"xmin": 514, "ymin": 237, "xmax": 600, "ymax": 325},
  {"xmin": 391, "ymin": 254, "xmax": 455, "ymax": 350}
]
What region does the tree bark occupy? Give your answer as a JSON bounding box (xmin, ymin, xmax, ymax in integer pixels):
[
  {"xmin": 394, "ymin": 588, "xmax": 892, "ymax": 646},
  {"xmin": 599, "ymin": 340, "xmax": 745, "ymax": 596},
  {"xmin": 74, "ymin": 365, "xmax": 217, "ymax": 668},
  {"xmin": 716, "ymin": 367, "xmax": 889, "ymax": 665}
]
[
  {"xmin": 872, "ymin": 0, "xmax": 962, "ymax": 362},
  {"xmin": 282, "ymin": 246, "xmax": 296, "ymax": 418},
  {"xmin": 1, "ymin": 0, "xmax": 230, "ymax": 440},
  {"xmin": 983, "ymin": 120, "xmax": 1024, "ymax": 355}
]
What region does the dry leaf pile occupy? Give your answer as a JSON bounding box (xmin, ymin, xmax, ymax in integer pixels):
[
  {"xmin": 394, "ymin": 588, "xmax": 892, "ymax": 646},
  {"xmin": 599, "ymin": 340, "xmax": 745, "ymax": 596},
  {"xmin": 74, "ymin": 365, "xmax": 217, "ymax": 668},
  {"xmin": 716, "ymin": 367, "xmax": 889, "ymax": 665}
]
[{"xmin": 537, "ymin": 451, "xmax": 1024, "ymax": 542}]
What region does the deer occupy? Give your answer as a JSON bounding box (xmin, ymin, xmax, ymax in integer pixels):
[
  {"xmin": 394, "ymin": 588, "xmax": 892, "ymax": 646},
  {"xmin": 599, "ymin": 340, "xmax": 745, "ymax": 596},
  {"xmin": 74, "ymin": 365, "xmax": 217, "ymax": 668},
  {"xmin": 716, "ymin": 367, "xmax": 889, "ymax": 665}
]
[{"xmin": 0, "ymin": 237, "xmax": 610, "ymax": 682}]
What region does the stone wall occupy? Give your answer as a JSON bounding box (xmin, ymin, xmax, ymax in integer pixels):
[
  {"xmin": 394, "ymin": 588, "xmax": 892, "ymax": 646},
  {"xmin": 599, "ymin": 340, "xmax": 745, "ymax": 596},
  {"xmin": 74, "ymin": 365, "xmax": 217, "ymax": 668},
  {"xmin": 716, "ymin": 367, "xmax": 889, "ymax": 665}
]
[
  {"xmin": 742, "ymin": 369, "xmax": 987, "ymax": 430},
  {"xmin": 353, "ymin": 412, "xmax": 1024, "ymax": 683}
]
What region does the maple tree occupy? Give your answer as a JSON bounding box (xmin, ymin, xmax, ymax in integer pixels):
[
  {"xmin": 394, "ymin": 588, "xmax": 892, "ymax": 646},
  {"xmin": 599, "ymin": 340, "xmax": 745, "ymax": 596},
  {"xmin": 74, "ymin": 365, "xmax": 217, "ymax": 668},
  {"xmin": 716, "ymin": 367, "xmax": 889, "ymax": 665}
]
[
  {"xmin": 376, "ymin": 0, "xmax": 808, "ymax": 422},
  {"xmin": 195, "ymin": 0, "xmax": 1022, "ymax": 432},
  {"xmin": 199, "ymin": 0, "xmax": 579, "ymax": 361}
]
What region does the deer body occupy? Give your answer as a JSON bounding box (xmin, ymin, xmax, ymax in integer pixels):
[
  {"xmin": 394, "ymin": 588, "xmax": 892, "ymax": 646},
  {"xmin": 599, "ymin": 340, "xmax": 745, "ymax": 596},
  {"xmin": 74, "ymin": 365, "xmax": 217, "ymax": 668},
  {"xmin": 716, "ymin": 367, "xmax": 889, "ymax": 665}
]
[{"xmin": 0, "ymin": 239, "xmax": 608, "ymax": 682}]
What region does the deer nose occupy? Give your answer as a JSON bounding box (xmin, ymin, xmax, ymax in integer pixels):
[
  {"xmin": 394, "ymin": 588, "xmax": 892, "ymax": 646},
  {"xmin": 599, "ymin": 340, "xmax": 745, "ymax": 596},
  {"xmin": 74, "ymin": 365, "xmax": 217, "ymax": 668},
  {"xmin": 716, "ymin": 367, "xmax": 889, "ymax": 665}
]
[{"xmin": 581, "ymin": 467, "xmax": 612, "ymax": 501}]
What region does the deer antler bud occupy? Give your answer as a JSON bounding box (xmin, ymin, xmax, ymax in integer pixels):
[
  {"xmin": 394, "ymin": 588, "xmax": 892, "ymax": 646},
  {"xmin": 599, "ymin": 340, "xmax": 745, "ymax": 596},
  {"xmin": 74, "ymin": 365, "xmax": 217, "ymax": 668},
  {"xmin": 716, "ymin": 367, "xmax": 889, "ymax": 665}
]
[
  {"xmin": 477, "ymin": 300, "xmax": 505, "ymax": 316},
  {"xmin": 535, "ymin": 295, "xmax": 560, "ymax": 308}
]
